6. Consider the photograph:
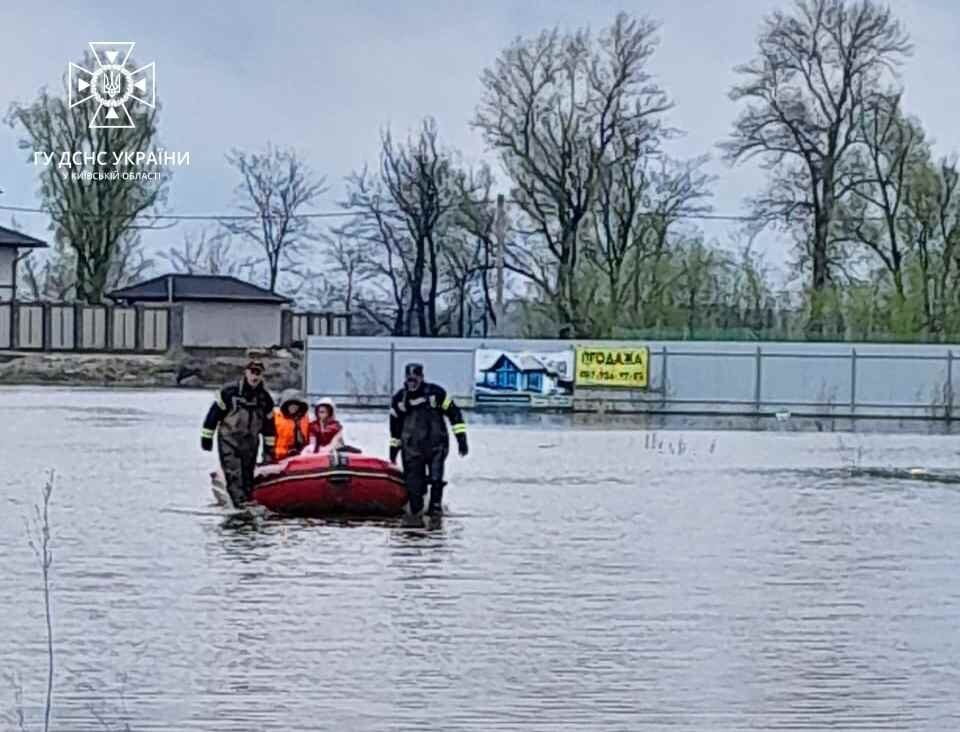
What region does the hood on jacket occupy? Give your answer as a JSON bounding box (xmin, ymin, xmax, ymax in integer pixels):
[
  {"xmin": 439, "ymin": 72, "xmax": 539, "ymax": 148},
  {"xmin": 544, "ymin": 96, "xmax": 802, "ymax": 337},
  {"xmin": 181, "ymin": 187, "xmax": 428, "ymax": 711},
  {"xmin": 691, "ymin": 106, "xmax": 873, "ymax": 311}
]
[
  {"xmin": 278, "ymin": 389, "xmax": 309, "ymax": 418},
  {"xmin": 314, "ymin": 397, "xmax": 336, "ymax": 420}
]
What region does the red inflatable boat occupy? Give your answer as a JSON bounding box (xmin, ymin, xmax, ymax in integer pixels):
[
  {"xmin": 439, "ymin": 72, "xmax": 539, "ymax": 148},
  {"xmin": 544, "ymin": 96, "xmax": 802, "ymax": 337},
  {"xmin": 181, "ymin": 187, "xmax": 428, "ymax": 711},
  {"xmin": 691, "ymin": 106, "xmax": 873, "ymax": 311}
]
[{"xmin": 211, "ymin": 450, "xmax": 408, "ymax": 517}]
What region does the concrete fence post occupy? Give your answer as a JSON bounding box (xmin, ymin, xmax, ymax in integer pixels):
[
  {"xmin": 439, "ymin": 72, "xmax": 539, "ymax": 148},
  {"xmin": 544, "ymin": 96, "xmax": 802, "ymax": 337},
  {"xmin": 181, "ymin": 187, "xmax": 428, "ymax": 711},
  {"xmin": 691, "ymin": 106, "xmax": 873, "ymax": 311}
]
[
  {"xmin": 167, "ymin": 304, "xmax": 184, "ymax": 351},
  {"xmin": 0, "ymin": 303, "xmax": 10, "ymax": 349},
  {"xmin": 754, "ymin": 345, "xmax": 763, "ymax": 413},
  {"xmin": 134, "ymin": 305, "xmax": 145, "ymax": 352},
  {"xmin": 73, "ymin": 303, "xmax": 83, "ymax": 351},
  {"xmin": 280, "ymin": 310, "xmax": 293, "ymax": 347},
  {"xmin": 105, "ymin": 305, "xmax": 116, "ymax": 351},
  {"xmin": 41, "ymin": 303, "xmax": 51, "ymax": 350},
  {"xmin": 11, "ymin": 303, "xmax": 20, "ymax": 349},
  {"xmin": 947, "ymin": 350, "xmax": 953, "ymax": 422},
  {"xmin": 661, "ymin": 345, "xmax": 669, "ymax": 408},
  {"xmin": 850, "ymin": 348, "xmax": 857, "ymax": 414}
]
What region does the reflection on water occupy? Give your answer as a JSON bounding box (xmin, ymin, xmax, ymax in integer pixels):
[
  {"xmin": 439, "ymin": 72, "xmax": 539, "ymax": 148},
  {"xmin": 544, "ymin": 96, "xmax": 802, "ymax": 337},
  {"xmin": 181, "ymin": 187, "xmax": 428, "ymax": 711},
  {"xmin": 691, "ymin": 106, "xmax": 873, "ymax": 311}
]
[{"xmin": 1, "ymin": 386, "xmax": 960, "ymax": 730}]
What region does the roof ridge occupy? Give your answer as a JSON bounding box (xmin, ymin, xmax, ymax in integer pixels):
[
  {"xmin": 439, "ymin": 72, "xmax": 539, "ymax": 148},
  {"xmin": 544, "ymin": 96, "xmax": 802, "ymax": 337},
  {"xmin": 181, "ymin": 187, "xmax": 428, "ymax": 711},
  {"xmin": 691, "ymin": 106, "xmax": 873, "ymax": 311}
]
[
  {"xmin": 107, "ymin": 272, "xmax": 291, "ymax": 303},
  {"xmin": 0, "ymin": 224, "xmax": 48, "ymax": 248}
]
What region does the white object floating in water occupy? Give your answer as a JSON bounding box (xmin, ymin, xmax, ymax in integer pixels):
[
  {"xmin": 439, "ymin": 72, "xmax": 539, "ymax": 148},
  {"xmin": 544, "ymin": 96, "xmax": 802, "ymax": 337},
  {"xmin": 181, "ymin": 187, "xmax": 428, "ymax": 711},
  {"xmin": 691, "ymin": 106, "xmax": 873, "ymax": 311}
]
[
  {"xmin": 909, "ymin": 468, "xmax": 929, "ymax": 476},
  {"xmin": 775, "ymin": 410, "xmax": 791, "ymax": 421}
]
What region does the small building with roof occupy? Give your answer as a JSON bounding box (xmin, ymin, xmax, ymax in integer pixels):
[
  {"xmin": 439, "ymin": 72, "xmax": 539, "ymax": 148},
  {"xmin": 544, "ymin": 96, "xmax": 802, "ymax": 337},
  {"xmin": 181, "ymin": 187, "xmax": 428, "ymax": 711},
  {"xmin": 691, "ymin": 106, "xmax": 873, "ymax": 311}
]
[
  {"xmin": 108, "ymin": 273, "xmax": 291, "ymax": 348},
  {"xmin": 0, "ymin": 224, "xmax": 48, "ymax": 302}
]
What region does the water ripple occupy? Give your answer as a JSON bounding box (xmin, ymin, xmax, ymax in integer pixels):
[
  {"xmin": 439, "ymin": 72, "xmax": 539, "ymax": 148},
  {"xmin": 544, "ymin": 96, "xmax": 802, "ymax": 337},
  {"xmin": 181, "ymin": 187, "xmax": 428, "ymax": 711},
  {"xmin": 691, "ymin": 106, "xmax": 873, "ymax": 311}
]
[{"xmin": 1, "ymin": 389, "xmax": 960, "ymax": 729}]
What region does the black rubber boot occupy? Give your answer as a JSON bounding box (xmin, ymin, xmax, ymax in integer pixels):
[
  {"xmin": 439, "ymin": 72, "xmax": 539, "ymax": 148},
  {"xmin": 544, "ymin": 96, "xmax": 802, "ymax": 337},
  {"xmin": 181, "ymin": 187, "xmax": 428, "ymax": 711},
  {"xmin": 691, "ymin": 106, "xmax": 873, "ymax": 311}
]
[
  {"xmin": 427, "ymin": 481, "xmax": 445, "ymax": 516},
  {"xmin": 407, "ymin": 490, "xmax": 425, "ymax": 515},
  {"xmin": 402, "ymin": 490, "xmax": 426, "ymax": 527}
]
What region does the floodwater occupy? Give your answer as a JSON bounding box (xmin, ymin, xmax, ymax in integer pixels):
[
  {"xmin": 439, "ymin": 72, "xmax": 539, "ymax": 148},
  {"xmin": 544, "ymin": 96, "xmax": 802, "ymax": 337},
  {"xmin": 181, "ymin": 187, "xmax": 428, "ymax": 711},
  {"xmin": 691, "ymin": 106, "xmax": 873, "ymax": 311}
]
[{"xmin": 2, "ymin": 385, "xmax": 960, "ymax": 731}]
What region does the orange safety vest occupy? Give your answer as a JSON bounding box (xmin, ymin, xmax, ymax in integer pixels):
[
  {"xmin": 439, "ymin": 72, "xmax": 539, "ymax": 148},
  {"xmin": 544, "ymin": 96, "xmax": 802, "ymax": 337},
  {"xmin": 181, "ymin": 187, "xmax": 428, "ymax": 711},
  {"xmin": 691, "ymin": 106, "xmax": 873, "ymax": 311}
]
[{"xmin": 273, "ymin": 411, "xmax": 310, "ymax": 460}]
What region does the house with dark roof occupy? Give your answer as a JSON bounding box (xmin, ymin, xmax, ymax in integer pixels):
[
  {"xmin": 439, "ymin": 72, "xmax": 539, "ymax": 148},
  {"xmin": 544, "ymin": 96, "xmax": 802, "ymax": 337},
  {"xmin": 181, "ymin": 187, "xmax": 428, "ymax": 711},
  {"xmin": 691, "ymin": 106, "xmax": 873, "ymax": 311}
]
[
  {"xmin": 475, "ymin": 351, "xmax": 573, "ymax": 394},
  {"xmin": 0, "ymin": 224, "xmax": 48, "ymax": 302},
  {"xmin": 108, "ymin": 273, "xmax": 292, "ymax": 348},
  {"xmin": 473, "ymin": 349, "xmax": 575, "ymax": 409},
  {"xmin": 477, "ymin": 351, "xmax": 552, "ymax": 393}
]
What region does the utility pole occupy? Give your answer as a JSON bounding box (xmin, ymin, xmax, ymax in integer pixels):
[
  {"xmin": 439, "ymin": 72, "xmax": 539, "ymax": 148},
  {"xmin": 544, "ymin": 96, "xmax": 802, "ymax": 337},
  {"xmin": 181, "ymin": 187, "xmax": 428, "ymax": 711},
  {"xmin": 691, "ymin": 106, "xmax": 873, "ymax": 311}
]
[{"xmin": 495, "ymin": 194, "xmax": 506, "ymax": 336}]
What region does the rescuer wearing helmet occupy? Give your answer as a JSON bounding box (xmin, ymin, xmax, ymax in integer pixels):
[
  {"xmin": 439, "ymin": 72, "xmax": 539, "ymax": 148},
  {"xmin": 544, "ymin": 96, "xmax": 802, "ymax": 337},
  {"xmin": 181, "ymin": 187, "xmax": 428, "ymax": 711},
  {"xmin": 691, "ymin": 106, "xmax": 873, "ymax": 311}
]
[{"xmin": 388, "ymin": 362, "xmax": 468, "ymax": 517}]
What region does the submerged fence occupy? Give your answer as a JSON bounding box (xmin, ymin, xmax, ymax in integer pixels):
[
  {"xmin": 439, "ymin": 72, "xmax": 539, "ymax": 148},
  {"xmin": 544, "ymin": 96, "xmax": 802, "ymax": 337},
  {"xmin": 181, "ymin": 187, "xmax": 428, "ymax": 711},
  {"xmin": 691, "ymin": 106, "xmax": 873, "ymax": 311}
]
[{"xmin": 304, "ymin": 336, "xmax": 960, "ymax": 420}]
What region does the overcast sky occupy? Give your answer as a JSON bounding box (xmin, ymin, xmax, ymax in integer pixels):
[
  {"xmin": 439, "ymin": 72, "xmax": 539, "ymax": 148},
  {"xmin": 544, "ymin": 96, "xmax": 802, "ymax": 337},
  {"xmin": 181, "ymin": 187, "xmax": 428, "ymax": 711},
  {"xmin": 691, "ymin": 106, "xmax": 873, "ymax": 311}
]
[{"xmin": 2, "ymin": 0, "xmax": 959, "ymax": 284}]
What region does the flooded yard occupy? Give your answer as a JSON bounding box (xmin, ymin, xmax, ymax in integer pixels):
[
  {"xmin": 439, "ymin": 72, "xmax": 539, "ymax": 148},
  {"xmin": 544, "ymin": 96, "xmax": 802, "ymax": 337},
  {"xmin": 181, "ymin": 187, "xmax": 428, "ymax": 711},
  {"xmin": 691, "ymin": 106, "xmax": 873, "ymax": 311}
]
[{"xmin": 2, "ymin": 386, "xmax": 959, "ymax": 730}]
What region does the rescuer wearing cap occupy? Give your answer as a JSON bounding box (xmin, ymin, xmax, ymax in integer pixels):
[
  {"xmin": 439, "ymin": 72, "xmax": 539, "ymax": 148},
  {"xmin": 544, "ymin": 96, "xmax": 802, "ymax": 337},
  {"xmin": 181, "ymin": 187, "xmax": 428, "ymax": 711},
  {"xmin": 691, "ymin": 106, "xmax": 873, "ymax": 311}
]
[
  {"xmin": 201, "ymin": 358, "xmax": 277, "ymax": 508},
  {"xmin": 388, "ymin": 362, "xmax": 468, "ymax": 518}
]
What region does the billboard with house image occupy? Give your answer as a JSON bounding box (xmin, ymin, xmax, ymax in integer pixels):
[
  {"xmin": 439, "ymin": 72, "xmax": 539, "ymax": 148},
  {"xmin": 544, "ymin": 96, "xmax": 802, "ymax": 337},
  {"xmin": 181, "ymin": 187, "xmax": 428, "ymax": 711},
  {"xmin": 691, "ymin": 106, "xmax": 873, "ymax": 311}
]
[{"xmin": 474, "ymin": 348, "xmax": 575, "ymax": 409}]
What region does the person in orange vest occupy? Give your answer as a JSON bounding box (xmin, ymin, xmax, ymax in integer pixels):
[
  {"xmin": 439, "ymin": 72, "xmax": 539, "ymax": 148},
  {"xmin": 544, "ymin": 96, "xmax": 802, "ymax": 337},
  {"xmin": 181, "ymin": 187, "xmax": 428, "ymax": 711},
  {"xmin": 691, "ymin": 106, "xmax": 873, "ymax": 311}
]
[
  {"xmin": 308, "ymin": 397, "xmax": 345, "ymax": 454},
  {"xmin": 272, "ymin": 389, "xmax": 311, "ymax": 461}
]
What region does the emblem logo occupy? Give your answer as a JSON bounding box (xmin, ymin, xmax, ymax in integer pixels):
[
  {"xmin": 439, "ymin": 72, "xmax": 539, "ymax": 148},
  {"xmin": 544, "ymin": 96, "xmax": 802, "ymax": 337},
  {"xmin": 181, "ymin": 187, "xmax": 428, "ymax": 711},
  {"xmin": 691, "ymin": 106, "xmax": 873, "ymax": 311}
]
[{"xmin": 68, "ymin": 42, "xmax": 156, "ymax": 129}]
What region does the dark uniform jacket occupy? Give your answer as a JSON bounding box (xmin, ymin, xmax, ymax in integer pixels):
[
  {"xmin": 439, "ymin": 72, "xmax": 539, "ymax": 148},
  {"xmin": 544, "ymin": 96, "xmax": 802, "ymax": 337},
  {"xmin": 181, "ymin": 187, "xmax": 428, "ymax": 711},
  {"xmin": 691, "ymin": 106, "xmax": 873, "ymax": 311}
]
[
  {"xmin": 389, "ymin": 382, "xmax": 467, "ymax": 459},
  {"xmin": 202, "ymin": 378, "xmax": 276, "ymax": 455}
]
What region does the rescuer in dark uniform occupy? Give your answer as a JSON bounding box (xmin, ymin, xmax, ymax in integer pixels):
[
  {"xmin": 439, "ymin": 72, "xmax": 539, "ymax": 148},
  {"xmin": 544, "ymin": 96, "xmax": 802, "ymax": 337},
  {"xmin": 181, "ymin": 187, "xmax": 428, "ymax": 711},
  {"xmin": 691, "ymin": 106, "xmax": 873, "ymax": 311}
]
[
  {"xmin": 201, "ymin": 359, "xmax": 276, "ymax": 507},
  {"xmin": 389, "ymin": 363, "xmax": 468, "ymax": 517}
]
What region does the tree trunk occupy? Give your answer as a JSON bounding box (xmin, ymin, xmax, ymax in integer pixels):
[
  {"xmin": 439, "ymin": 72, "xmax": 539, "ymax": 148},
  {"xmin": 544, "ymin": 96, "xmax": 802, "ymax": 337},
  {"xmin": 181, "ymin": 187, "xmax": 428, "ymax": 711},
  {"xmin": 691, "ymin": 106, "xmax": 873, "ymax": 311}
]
[
  {"xmin": 89, "ymin": 259, "xmax": 111, "ymax": 304},
  {"xmin": 427, "ymin": 234, "xmax": 440, "ymax": 336},
  {"xmin": 807, "ymin": 158, "xmax": 838, "ymax": 337},
  {"xmin": 606, "ymin": 270, "xmax": 621, "ymax": 338},
  {"xmin": 457, "ymin": 280, "xmax": 467, "ymax": 337},
  {"xmin": 74, "ymin": 250, "xmax": 90, "ymax": 303}
]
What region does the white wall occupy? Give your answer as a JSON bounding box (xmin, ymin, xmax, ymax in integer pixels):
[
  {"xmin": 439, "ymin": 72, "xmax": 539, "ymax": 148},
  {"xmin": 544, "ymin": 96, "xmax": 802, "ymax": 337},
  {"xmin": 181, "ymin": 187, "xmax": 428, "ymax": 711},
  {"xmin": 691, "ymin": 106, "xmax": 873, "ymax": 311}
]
[
  {"xmin": 182, "ymin": 301, "xmax": 282, "ymax": 348},
  {"xmin": 0, "ymin": 248, "xmax": 15, "ymax": 302}
]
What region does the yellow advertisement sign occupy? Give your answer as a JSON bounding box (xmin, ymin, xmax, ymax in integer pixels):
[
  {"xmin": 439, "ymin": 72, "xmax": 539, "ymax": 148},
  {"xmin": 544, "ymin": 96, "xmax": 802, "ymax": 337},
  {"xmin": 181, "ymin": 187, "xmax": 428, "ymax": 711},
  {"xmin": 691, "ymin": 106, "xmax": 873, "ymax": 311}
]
[{"xmin": 575, "ymin": 346, "xmax": 649, "ymax": 388}]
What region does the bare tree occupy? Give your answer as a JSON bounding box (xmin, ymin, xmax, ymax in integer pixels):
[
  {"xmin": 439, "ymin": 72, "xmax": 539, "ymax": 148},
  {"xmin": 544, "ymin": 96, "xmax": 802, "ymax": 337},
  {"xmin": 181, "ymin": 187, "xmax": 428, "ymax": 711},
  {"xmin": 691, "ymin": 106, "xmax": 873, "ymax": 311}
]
[
  {"xmin": 721, "ymin": 0, "xmax": 912, "ymax": 331},
  {"xmin": 222, "ymin": 143, "xmax": 327, "ymax": 293},
  {"xmin": 320, "ymin": 231, "xmax": 372, "ymax": 314},
  {"xmin": 588, "ymin": 150, "xmax": 715, "ymax": 334},
  {"xmin": 17, "ymin": 236, "xmax": 75, "ymax": 301},
  {"xmin": 901, "ymin": 156, "xmax": 960, "ymax": 335},
  {"xmin": 839, "ymin": 93, "xmax": 926, "ymax": 302},
  {"xmin": 441, "ymin": 225, "xmax": 485, "ymax": 337},
  {"xmin": 6, "ymin": 50, "xmax": 169, "ymax": 303},
  {"xmin": 108, "ymin": 232, "xmax": 154, "ymax": 291},
  {"xmin": 292, "ymin": 269, "xmax": 338, "ymax": 310},
  {"xmin": 449, "ymin": 165, "xmax": 499, "ymax": 336},
  {"xmin": 161, "ymin": 227, "xmax": 256, "ymax": 277},
  {"xmin": 474, "ymin": 12, "xmax": 673, "ymax": 337},
  {"xmin": 338, "ymin": 119, "xmax": 479, "ymax": 336},
  {"xmin": 338, "ymin": 167, "xmax": 413, "ymax": 335},
  {"xmin": 379, "ymin": 117, "xmax": 468, "ymax": 335}
]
